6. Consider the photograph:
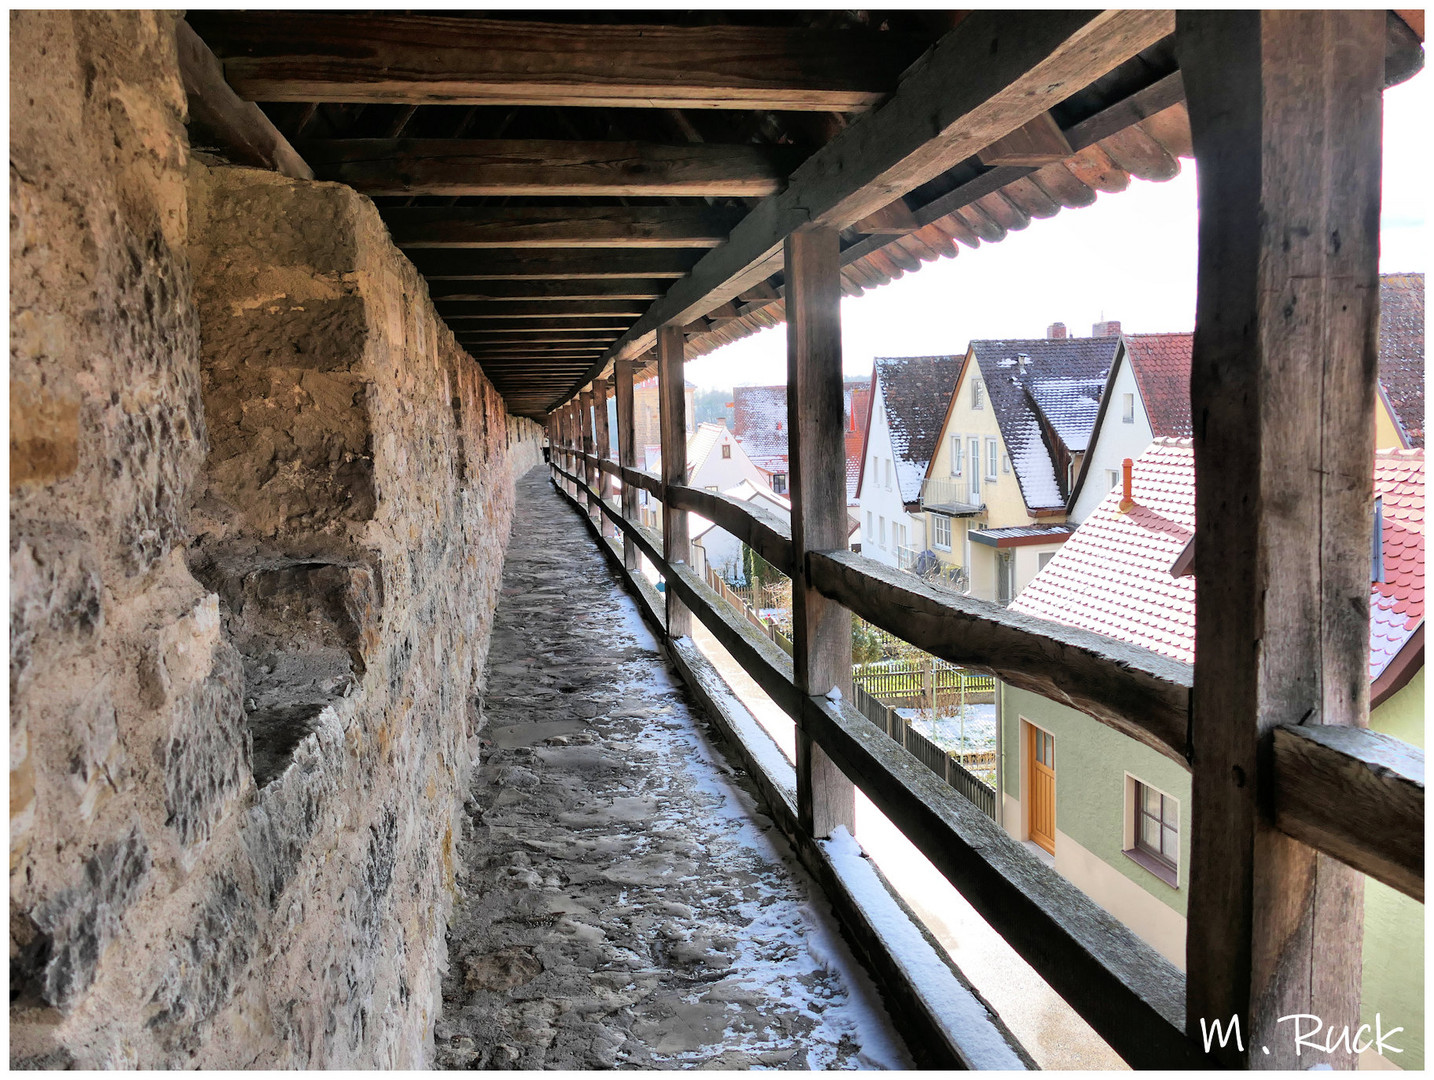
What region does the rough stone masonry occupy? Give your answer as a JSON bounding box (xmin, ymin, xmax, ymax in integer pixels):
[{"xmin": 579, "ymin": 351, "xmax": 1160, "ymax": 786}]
[{"xmin": 10, "ymin": 12, "xmax": 541, "ymax": 1066}]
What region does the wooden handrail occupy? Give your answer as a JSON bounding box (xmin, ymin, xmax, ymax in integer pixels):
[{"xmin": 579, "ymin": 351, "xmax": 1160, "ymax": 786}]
[
  {"xmin": 1273, "ymin": 724, "xmax": 1424, "ymax": 902},
  {"xmin": 619, "ymin": 464, "xmax": 663, "ymax": 497},
  {"xmin": 552, "ymin": 460, "xmax": 1426, "ymax": 1063},
  {"xmin": 808, "ymin": 548, "xmax": 1192, "ymax": 766},
  {"xmin": 666, "ymin": 483, "xmax": 796, "ymax": 578}
]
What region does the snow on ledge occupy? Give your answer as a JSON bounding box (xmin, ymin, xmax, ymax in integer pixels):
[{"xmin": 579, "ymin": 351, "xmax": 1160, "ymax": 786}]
[{"xmin": 821, "ymin": 827, "xmax": 1031, "ymax": 1071}]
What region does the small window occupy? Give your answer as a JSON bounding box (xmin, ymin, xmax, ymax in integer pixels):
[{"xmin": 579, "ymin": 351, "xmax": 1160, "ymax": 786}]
[
  {"xmin": 706, "ymin": 485, "xmax": 719, "ymax": 492},
  {"xmin": 1108, "ymin": 469, "xmax": 1121, "ymax": 490},
  {"xmin": 1129, "ymin": 779, "xmax": 1180, "ymax": 884},
  {"xmin": 879, "ymin": 515, "xmax": 887, "ymax": 547},
  {"xmin": 1002, "ymin": 453, "xmax": 1011, "ymax": 474},
  {"xmin": 1122, "ymin": 393, "xmax": 1135, "ymax": 424},
  {"xmin": 721, "ymin": 444, "xmax": 731, "ymax": 459},
  {"xmin": 986, "ymin": 438, "xmax": 999, "ymax": 481},
  {"xmin": 1038, "ymin": 551, "xmax": 1055, "ymax": 572},
  {"xmin": 932, "ymin": 515, "xmax": 952, "ymax": 551},
  {"xmin": 772, "ymin": 473, "xmax": 787, "ymax": 494},
  {"xmin": 867, "ymin": 511, "xmax": 874, "ymax": 539},
  {"xmin": 885, "ymin": 459, "xmax": 893, "ymax": 490},
  {"xmin": 972, "ymin": 379, "xmax": 985, "ymax": 409},
  {"xmin": 951, "ymin": 436, "xmax": 964, "ymax": 477}
]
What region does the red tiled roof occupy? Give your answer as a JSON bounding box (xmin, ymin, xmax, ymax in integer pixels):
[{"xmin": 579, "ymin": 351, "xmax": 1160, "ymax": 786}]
[
  {"xmin": 1371, "ymin": 449, "xmax": 1425, "ymax": 683},
  {"xmin": 1379, "ymin": 272, "xmax": 1425, "ymax": 448},
  {"xmin": 1012, "ymin": 442, "xmax": 1425, "ymax": 686},
  {"xmin": 731, "ymin": 384, "xmax": 789, "ymax": 474},
  {"xmin": 1124, "ymin": 333, "xmax": 1193, "ymax": 438}
]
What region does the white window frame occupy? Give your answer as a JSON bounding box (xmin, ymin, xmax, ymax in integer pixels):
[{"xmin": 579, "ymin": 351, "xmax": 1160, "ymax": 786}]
[
  {"xmin": 1122, "ymin": 392, "xmax": 1136, "ymax": 423},
  {"xmin": 1108, "ymin": 468, "xmax": 1121, "ymax": 490},
  {"xmin": 972, "ymin": 378, "xmax": 985, "ymax": 409},
  {"xmin": 951, "ymin": 435, "xmax": 964, "ymax": 477},
  {"xmin": 1124, "ymin": 775, "xmax": 1180, "ymax": 887},
  {"xmin": 879, "ymin": 515, "xmax": 887, "ymax": 547},
  {"xmin": 932, "ymin": 514, "xmax": 952, "ymax": 551},
  {"xmin": 867, "ymin": 511, "xmax": 874, "ymax": 540},
  {"xmin": 986, "ymin": 437, "xmax": 999, "ymax": 481}
]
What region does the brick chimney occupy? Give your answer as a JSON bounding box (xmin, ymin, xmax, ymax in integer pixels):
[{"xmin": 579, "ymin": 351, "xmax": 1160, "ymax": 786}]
[
  {"xmin": 1047, "ymin": 321, "xmax": 1067, "ymax": 340},
  {"xmin": 1092, "ymin": 319, "xmax": 1122, "ymax": 338}
]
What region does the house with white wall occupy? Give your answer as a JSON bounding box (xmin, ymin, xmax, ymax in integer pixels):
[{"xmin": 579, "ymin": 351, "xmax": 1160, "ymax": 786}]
[
  {"xmin": 639, "ymin": 421, "xmax": 772, "ymax": 531},
  {"xmin": 854, "ymin": 355, "xmax": 963, "ymax": 569}
]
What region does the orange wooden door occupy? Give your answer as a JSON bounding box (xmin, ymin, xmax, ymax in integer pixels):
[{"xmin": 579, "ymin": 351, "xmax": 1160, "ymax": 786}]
[{"xmin": 1029, "ymin": 724, "xmax": 1056, "ymax": 854}]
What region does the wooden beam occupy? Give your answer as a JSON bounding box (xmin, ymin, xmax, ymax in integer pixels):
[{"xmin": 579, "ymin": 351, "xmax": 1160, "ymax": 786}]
[
  {"xmin": 383, "ymin": 205, "xmax": 746, "ymax": 249},
  {"xmin": 1273, "ymin": 725, "xmax": 1424, "ymax": 902},
  {"xmin": 176, "ymin": 19, "xmax": 313, "ymax": 180},
  {"xmin": 786, "ymin": 226, "xmax": 857, "ymax": 840},
  {"xmin": 593, "ymin": 378, "xmax": 615, "ymax": 539},
  {"xmin": 411, "ymin": 249, "xmax": 699, "ymax": 281},
  {"xmin": 445, "ymin": 317, "xmax": 633, "ymax": 332},
  {"xmin": 1178, "ymin": 11, "xmax": 1385, "ymax": 1069},
  {"xmin": 570, "ymin": 9, "xmax": 1174, "ymax": 397},
  {"xmin": 435, "ymin": 300, "xmax": 649, "ymax": 319},
  {"xmin": 809, "ymin": 550, "xmax": 1192, "ymax": 764},
  {"xmin": 656, "ymin": 325, "xmax": 691, "ymax": 637},
  {"xmin": 456, "ymin": 334, "xmax": 619, "ymax": 345},
  {"xmin": 666, "ymin": 484, "xmax": 795, "ymax": 579},
  {"xmin": 579, "ymin": 389, "xmax": 597, "ymax": 521},
  {"xmin": 977, "ymin": 111, "xmax": 1073, "ymax": 166},
  {"xmin": 430, "ymin": 280, "xmax": 668, "ymax": 302},
  {"xmin": 188, "ymin": 13, "xmax": 932, "ymax": 111},
  {"xmin": 615, "ymin": 358, "xmax": 640, "ymax": 569},
  {"xmin": 300, "ymin": 139, "xmax": 798, "ymax": 198}
]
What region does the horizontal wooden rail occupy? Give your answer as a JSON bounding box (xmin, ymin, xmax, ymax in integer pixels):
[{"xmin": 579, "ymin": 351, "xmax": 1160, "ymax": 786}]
[
  {"xmin": 797, "ymin": 691, "xmax": 1205, "ymax": 1068},
  {"xmin": 619, "ymin": 464, "xmax": 663, "ymax": 498},
  {"xmin": 550, "ymin": 463, "xmax": 1426, "ymax": 1063},
  {"xmin": 599, "ymin": 459, "xmax": 619, "ymax": 478},
  {"xmin": 666, "ymin": 483, "xmax": 796, "ymax": 578},
  {"xmin": 809, "ymin": 548, "xmax": 1192, "ymax": 766},
  {"xmin": 548, "ymin": 465, "xmax": 1206, "ymax": 1065},
  {"xmin": 1273, "ymin": 724, "xmax": 1424, "ymax": 902}
]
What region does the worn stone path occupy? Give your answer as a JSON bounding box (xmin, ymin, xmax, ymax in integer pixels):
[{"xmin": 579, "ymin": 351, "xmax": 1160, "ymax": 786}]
[{"xmin": 434, "ymin": 469, "xmax": 910, "ymax": 1070}]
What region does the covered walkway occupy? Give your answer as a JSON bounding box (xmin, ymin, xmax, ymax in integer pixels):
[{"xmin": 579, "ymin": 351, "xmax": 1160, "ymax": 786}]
[{"xmin": 434, "ymin": 468, "xmax": 909, "ymax": 1069}]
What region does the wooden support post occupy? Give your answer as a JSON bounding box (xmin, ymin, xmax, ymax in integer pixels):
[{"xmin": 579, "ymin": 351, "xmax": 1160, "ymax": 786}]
[
  {"xmin": 563, "ymin": 402, "xmax": 578, "ymax": 496},
  {"xmin": 657, "ymin": 325, "xmax": 692, "ymax": 637},
  {"xmin": 593, "ymin": 377, "xmax": 614, "ymax": 538},
  {"xmin": 579, "ymin": 388, "xmax": 597, "ymax": 520},
  {"xmin": 615, "ymin": 359, "xmax": 640, "ymax": 570},
  {"xmin": 1177, "ymin": 11, "xmax": 1384, "ymax": 1069},
  {"xmin": 785, "ymin": 225, "xmax": 857, "ymax": 839}
]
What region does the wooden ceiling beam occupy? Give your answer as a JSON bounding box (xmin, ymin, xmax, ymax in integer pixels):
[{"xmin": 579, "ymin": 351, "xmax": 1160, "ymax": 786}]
[
  {"xmin": 411, "ymin": 249, "xmax": 698, "ymax": 281},
  {"xmin": 564, "ymin": 9, "xmax": 1174, "ymax": 406},
  {"xmin": 442, "ymin": 317, "xmax": 632, "ymax": 331},
  {"xmin": 454, "ymin": 334, "xmax": 619, "ymax": 345},
  {"xmin": 299, "ymin": 139, "xmax": 799, "ymax": 198},
  {"xmin": 428, "ymin": 281, "xmax": 668, "ymax": 301},
  {"xmin": 434, "ymin": 300, "xmax": 647, "ymax": 318},
  {"xmin": 383, "ymin": 205, "xmax": 747, "ymax": 249},
  {"xmin": 187, "ymin": 13, "xmax": 932, "ymax": 111}
]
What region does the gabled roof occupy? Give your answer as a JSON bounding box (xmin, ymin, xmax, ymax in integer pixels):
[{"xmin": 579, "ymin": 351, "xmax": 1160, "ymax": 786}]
[
  {"xmin": 1125, "ymin": 332, "xmax": 1193, "ymax": 438},
  {"xmin": 1013, "ymin": 441, "xmax": 1426, "ymax": 697},
  {"xmin": 1379, "ymin": 272, "xmax": 1425, "ymax": 448},
  {"xmin": 685, "ymin": 421, "xmax": 727, "ymax": 478},
  {"xmin": 731, "ymin": 384, "xmax": 789, "ymax": 474},
  {"xmin": 971, "ymin": 338, "xmax": 1120, "ymax": 512},
  {"xmin": 870, "ymin": 355, "xmax": 965, "ymax": 503}
]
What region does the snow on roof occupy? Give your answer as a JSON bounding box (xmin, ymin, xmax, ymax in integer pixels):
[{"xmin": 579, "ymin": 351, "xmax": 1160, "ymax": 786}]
[
  {"xmin": 731, "ymin": 384, "xmax": 789, "ymax": 473},
  {"xmin": 685, "ymin": 421, "xmax": 726, "ymax": 477},
  {"xmin": 1012, "ymin": 441, "xmax": 1425, "ymax": 686},
  {"xmin": 873, "ymin": 355, "xmax": 964, "ymax": 503},
  {"xmin": 1378, "ymin": 272, "xmax": 1425, "ymax": 448},
  {"xmin": 1027, "ymin": 377, "xmax": 1105, "ymax": 454},
  {"xmin": 973, "ymin": 338, "xmax": 1118, "ymax": 511},
  {"xmin": 1124, "ymin": 333, "xmax": 1193, "ymax": 438}
]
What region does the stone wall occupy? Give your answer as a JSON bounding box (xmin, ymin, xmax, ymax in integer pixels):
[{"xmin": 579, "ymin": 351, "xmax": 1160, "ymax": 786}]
[{"xmin": 10, "ymin": 11, "xmax": 543, "ymax": 1067}]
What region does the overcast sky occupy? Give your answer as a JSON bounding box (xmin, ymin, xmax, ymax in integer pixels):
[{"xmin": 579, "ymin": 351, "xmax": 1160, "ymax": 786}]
[{"xmin": 685, "ymin": 66, "xmax": 1429, "ymax": 391}]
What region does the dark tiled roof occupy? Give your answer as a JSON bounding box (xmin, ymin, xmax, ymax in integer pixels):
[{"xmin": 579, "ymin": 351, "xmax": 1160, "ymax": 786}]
[
  {"xmin": 972, "ymin": 338, "xmax": 1119, "ymax": 511},
  {"xmin": 1125, "ymin": 332, "xmax": 1193, "ymax": 438},
  {"xmin": 873, "ymin": 355, "xmax": 965, "ymax": 503},
  {"xmin": 1379, "ymin": 273, "xmax": 1425, "ymax": 448}
]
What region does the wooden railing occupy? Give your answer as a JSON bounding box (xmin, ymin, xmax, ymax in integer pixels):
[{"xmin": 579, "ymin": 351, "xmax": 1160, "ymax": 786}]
[
  {"xmin": 543, "ymin": 23, "xmax": 1423, "ymax": 1063},
  {"xmin": 548, "ymin": 447, "xmax": 1425, "ymax": 1067}
]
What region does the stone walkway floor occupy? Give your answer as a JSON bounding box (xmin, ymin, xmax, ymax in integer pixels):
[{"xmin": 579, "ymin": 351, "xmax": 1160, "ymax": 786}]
[{"xmin": 434, "ymin": 469, "xmax": 910, "ymax": 1070}]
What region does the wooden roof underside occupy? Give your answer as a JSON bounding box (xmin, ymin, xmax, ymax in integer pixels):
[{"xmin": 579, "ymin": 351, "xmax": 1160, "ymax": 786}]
[{"xmin": 186, "ymin": 11, "xmax": 1424, "ymax": 420}]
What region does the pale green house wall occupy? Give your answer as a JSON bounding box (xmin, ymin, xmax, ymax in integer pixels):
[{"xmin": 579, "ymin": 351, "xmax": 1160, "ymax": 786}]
[
  {"xmin": 1362, "ymin": 667, "xmax": 1424, "ymax": 1069},
  {"xmin": 1001, "ymin": 684, "xmax": 1191, "ymax": 914},
  {"xmin": 1001, "ymin": 672, "xmax": 1424, "ymax": 1069}
]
